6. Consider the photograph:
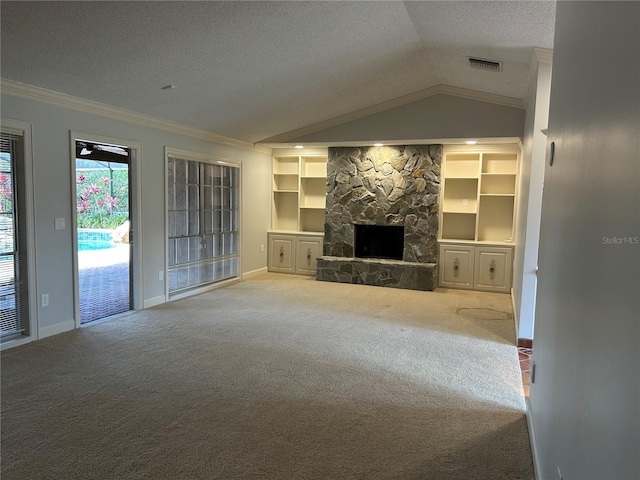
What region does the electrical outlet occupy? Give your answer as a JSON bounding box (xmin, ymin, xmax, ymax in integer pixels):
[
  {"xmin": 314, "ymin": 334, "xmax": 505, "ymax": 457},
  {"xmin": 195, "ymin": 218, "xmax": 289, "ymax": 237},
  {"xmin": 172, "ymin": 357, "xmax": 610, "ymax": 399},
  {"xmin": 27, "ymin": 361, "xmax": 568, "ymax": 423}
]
[
  {"xmin": 462, "ymin": 198, "xmax": 469, "ymax": 206},
  {"xmin": 54, "ymin": 217, "xmax": 65, "ymax": 230},
  {"xmin": 158, "ymin": 271, "xmax": 164, "ymax": 281},
  {"xmin": 41, "ymin": 293, "xmax": 49, "ymax": 307},
  {"xmin": 260, "ymin": 244, "xmax": 264, "ymax": 252}
]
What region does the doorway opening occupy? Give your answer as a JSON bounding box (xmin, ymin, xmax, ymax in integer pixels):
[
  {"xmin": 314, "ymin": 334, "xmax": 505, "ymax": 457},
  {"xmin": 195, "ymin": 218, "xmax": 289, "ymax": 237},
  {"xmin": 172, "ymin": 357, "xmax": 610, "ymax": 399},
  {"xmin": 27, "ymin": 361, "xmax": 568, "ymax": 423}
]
[{"xmin": 74, "ymin": 139, "xmax": 132, "ymax": 324}]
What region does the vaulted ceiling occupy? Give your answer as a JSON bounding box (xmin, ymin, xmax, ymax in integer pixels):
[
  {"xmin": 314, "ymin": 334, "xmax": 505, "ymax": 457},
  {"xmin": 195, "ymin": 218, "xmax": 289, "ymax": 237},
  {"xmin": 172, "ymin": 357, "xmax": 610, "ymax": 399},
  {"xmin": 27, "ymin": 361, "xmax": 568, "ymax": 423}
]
[{"xmin": 0, "ymin": 1, "xmax": 556, "ymax": 145}]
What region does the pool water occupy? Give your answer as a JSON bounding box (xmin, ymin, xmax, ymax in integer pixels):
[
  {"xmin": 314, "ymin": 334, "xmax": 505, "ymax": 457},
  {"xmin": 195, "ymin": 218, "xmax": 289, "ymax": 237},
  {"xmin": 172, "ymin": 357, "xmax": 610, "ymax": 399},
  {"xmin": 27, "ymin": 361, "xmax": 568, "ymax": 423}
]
[{"xmin": 78, "ymin": 240, "xmax": 115, "ymax": 251}]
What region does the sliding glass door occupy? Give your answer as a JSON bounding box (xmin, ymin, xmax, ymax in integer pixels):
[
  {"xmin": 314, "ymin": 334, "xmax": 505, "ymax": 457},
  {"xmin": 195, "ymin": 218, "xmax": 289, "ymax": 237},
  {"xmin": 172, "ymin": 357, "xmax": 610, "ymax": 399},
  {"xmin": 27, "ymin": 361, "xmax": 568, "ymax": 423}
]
[{"xmin": 167, "ymin": 155, "xmax": 240, "ymax": 297}]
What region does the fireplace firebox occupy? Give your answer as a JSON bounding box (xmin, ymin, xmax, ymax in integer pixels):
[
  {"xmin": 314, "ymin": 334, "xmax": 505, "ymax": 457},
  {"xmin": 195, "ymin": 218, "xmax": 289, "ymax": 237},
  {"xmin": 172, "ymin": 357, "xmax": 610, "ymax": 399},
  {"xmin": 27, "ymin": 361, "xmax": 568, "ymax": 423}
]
[{"xmin": 354, "ymin": 224, "xmax": 404, "ymax": 261}]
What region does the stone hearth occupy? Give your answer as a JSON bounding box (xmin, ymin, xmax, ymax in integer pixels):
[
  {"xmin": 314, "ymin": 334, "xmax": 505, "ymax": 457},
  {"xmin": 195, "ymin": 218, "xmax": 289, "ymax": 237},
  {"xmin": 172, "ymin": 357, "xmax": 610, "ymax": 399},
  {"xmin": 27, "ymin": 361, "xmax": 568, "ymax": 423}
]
[
  {"xmin": 317, "ymin": 145, "xmax": 441, "ymax": 291},
  {"xmin": 316, "ymin": 257, "xmax": 437, "ymax": 291}
]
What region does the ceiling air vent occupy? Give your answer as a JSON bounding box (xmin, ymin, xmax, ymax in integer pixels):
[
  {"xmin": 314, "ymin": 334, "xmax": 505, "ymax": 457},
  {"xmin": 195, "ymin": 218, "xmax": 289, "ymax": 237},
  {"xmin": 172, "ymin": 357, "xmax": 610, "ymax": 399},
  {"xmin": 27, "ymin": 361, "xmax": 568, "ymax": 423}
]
[{"xmin": 468, "ymin": 57, "xmax": 502, "ymax": 72}]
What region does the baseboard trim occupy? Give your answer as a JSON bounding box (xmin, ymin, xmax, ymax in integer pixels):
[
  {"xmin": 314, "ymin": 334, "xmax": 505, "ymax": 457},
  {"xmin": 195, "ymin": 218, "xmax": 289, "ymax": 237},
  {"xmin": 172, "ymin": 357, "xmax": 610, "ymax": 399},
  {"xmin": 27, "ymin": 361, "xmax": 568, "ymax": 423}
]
[
  {"xmin": 168, "ymin": 277, "xmax": 241, "ymax": 302},
  {"xmin": 39, "ymin": 319, "xmax": 75, "ymax": 339},
  {"xmin": 144, "ymin": 295, "xmax": 166, "ymax": 309},
  {"xmin": 0, "ymin": 335, "xmax": 34, "ymax": 351},
  {"xmin": 526, "ymin": 397, "xmax": 542, "ymax": 480},
  {"xmin": 510, "ymin": 287, "xmax": 519, "ymax": 340},
  {"xmin": 242, "ymin": 267, "xmax": 268, "ymax": 280}
]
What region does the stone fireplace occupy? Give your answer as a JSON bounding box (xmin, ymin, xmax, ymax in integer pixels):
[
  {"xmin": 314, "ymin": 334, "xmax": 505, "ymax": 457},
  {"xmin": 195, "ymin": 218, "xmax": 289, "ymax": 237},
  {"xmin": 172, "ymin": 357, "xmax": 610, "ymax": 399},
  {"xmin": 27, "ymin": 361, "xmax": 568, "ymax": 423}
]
[{"xmin": 316, "ymin": 145, "xmax": 441, "ymax": 291}]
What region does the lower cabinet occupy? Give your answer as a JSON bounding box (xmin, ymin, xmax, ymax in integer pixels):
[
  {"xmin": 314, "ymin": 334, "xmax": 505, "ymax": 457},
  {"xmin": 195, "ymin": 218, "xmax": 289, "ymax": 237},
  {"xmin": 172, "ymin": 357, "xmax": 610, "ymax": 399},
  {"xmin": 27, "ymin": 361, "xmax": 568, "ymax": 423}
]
[
  {"xmin": 268, "ymin": 232, "xmax": 323, "ymax": 276},
  {"xmin": 296, "ymin": 237, "xmax": 322, "ymax": 275},
  {"xmin": 473, "ymin": 247, "xmax": 512, "ymax": 293},
  {"xmin": 439, "ymin": 244, "xmax": 513, "ymax": 293},
  {"xmin": 440, "ymin": 245, "xmax": 475, "ymax": 289},
  {"xmin": 269, "ymin": 235, "xmax": 295, "ymax": 273}
]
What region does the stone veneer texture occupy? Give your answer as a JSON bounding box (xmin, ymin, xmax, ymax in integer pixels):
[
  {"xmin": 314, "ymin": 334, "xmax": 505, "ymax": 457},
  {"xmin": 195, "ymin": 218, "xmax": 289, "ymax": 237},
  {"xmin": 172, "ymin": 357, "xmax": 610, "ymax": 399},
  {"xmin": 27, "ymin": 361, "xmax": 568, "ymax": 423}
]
[{"xmin": 323, "ymin": 145, "xmax": 442, "ymax": 263}]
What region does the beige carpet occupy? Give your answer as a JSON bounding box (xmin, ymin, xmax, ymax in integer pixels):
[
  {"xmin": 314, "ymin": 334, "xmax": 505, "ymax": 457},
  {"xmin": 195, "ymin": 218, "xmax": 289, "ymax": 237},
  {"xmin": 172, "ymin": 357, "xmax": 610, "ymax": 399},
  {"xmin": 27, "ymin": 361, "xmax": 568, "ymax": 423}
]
[{"xmin": 1, "ymin": 273, "xmax": 533, "ymax": 479}]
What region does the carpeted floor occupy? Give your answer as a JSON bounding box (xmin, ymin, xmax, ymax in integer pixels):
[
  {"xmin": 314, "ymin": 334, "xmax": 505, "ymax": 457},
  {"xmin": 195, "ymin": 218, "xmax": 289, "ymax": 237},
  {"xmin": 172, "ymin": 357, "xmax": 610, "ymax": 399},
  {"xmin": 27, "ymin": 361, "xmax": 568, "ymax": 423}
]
[{"xmin": 1, "ymin": 273, "xmax": 533, "ymax": 479}]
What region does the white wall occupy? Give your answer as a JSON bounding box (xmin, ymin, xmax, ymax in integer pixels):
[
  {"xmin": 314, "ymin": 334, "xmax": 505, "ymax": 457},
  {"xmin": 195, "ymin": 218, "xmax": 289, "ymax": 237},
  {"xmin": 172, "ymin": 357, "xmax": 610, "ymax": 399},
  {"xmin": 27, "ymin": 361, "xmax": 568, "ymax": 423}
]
[
  {"xmin": 1, "ymin": 92, "xmax": 271, "ymax": 338},
  {"xmin": 512, "ymin": 59, "xmax": 551, "ymax": 340},
  {"xmin": 287, "ymin": 93, "xmax": 524, "ymax": 143},
  {"xmin": 530, "ymin": 2, "xmax": 639, "ymax": 479}
]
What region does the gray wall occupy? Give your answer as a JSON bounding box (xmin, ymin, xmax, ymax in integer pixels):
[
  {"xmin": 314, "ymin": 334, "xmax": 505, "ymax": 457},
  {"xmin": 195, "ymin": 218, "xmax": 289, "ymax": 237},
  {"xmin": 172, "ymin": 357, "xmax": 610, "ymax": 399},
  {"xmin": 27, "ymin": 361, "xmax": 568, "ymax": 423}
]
[
  {"xmin": 530, "ymin": 2, "xmax": 639, "ymax": 479},
  {"xmin": 287, "ymin": 94, "xmax": 524, "ymax": 143},
  {"xmin": 1, "ymin": 93, "xmax": 271, "ymax": 337}
]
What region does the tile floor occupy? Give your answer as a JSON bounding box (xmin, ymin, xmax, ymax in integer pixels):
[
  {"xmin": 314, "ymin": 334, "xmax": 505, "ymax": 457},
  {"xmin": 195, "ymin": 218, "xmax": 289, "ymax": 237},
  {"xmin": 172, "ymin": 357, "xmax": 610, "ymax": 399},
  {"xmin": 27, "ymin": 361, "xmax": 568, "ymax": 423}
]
[{"xmin": 518, "ymin": 346, "xmax": 533, "ymax": 397}]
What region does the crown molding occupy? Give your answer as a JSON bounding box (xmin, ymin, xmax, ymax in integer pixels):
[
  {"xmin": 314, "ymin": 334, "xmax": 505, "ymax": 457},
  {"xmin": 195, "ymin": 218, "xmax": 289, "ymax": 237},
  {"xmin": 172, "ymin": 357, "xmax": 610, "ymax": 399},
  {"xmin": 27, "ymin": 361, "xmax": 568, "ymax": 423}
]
[
  {"xmin": 523, "ymin": 48, "xmax": 554, "ymax": 108},
  {"xmin": 0, "ymin": 78, "xmax": 272, "ymax": 155},
  {"xmin": 260, "ymin": 84, "xmax": 524, "ymax": 144}
]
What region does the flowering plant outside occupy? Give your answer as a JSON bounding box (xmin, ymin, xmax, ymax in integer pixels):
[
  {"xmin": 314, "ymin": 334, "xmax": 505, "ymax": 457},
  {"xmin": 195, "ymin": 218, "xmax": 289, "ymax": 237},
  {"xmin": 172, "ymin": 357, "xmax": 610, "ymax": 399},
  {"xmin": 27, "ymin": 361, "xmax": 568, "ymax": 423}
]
[
  {"xmin": 0, "ymin": 172, "xmax": 13, "ymax": 215},
  {"xmin": 76, "ymin": 168, "xmax": 129, "ymax": 229}
]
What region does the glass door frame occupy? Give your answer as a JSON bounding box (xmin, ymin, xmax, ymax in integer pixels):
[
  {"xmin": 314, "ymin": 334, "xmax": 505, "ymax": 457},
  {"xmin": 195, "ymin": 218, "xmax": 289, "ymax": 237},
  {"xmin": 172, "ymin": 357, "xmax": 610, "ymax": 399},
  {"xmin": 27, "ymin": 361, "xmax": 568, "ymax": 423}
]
[{"xmin": 70, "ymin": 132, "xmax": 142, "ymax": 329}]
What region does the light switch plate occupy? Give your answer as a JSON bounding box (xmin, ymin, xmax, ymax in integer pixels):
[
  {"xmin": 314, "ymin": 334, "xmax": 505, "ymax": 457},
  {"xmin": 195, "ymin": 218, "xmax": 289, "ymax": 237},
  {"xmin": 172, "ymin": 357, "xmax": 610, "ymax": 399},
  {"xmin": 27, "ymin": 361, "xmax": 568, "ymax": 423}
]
[{"xmin": 54, "ymin": 217, "xmax": 66, "ymax": 230}]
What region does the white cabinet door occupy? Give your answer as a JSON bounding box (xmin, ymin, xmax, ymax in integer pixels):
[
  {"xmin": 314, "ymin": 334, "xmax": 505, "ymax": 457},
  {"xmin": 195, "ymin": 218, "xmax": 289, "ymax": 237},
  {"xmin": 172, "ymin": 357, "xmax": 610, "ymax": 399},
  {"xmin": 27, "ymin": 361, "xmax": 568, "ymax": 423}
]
[
  {"xmin": 474, "ymin": 247, "xmax": 512, "ymax": 293},
  {"xmin": 439, "ymin": 245, "xmax": 475, "ymax": 289},
  {"xmin": 269, "ymin": 235, "xmax": 295, "ymax": 273},
  {"xmin": 296, "ymin": 237, "xmax": 322, "ymax": 275}
]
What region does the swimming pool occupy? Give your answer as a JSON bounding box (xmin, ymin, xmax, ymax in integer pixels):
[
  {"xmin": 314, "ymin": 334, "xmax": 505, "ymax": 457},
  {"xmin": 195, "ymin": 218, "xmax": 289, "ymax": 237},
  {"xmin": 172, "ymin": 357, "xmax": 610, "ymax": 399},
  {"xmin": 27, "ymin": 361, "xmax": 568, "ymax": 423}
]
[
  {"xmin": 78, "ymin": 240, "xmax": 115, "ymax": 251},
  {"xmin": 77, "ymin": 229, "xmax": 117, "ymax": 252}
]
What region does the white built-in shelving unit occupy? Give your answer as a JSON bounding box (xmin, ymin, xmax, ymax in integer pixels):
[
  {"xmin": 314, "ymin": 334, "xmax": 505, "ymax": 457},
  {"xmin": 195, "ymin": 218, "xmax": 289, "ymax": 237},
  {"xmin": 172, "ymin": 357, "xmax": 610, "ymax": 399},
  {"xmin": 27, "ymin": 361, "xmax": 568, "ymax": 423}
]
[
  {"xmin": 439, "ymin": 144, "xmax": 520, "ymax": 292},
  {"xmin": 272, "ymin": 154, "xmax": 327, "ymax": 233},
  {"xmin": 269, "ymin": 149, "xmax": 328, "ymax": 275}
]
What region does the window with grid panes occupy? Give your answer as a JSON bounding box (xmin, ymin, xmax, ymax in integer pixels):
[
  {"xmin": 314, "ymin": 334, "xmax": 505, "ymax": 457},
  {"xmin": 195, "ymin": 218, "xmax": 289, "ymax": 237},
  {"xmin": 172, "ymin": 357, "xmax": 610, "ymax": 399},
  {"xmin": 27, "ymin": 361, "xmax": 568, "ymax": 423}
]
[{"xmin": 167, "ymin": 156, "xmax": 239, "ymax": 296}]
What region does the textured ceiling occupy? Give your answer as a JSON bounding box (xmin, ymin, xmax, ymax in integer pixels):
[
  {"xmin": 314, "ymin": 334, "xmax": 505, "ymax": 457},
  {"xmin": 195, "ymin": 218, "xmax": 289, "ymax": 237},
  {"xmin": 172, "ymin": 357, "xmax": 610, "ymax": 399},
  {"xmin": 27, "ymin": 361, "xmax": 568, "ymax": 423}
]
[{"xmin": 0, "ymin": 1, "xmax": 556, "ymax": 144}]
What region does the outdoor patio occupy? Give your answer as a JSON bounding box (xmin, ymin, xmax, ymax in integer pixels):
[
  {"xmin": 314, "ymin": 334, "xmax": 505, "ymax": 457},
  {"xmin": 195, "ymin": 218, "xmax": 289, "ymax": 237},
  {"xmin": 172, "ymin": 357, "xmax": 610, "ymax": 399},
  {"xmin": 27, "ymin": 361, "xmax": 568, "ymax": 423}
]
[{"xmin": 78, "ymin": 243, "xmax": 130, "ymax": 324}]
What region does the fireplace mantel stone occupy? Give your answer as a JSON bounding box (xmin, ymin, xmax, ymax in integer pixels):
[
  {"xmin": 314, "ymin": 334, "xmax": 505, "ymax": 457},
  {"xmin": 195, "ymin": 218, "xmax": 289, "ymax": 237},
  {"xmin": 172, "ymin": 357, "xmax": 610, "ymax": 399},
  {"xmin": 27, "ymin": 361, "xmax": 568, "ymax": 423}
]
[{"xmin": 317, "ymin": 145, "xmax": 441, "ymax": 291}]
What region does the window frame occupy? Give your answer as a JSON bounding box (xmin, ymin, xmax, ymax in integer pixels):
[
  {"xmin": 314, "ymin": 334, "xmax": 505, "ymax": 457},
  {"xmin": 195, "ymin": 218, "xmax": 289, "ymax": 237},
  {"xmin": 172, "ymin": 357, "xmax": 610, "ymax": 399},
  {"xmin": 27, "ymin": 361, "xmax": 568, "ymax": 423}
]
[
  {"xmin": 164, "ymin": 148, "xmax": 242, "ymax": 301},
  {"xmin": 0, "ymin": 119, "xmax": 37, "ymax": 350}
]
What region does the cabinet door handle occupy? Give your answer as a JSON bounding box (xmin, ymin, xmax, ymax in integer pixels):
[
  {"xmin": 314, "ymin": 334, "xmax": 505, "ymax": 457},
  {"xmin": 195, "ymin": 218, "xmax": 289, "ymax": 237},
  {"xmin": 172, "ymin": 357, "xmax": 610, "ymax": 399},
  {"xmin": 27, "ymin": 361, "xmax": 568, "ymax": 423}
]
[
  {"xmin": 306, "ymin": 247, "xmax": 312, "ymax": 265},
  {"xmin": 489, "ymin": 259, "xmax": 496, "ymax": 280},
  {"xmin": 453, "ymin": 257, "xmax": 460, "ymax": 278},
  {"xmin": 549, "ymin": 141, "xmax": 555, "ymax": 166},
  {"xmin": 279, "ymin": 246, "xmax": 285, "ymax": 262}
]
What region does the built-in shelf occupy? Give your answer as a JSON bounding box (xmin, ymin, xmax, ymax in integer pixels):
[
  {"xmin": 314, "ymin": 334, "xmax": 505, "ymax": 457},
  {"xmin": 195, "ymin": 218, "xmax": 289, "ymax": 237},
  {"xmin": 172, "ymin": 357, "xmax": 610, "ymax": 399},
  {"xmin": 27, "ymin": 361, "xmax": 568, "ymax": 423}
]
[
  {"xmin": 439, "ymin": 145, "xmax": 519, "ymax": 244},
  {"xmin": 300, "ymin": 156, "xmax": 327, "ymax": 177},
  {"xmin": 444, "ymin": 153, "xmax": 480, "ymax": 177},
  {"xmin": 272, "ymin": 153, "xmax": 327, "ymax": 234},
  {"xmin": 441, "ymin": 212, "xmax": 477, "ymax": 241},
  {"xmin": 443, "ymin": 178, "xmax": 478, "ymax": 213},
  {"xmin": 273, "ymin": 156, "xmax": 299, "ymax": 174},
  {"xmin": 480, "ymin": 175, "xmax": 516, "ymax": 195},
  {"xmin": 438, "ymin": 144, "xmax": 519, "ymax": 292},
  {"xmin": 270, "ymin": 151, "xmax": 327, "ymax": 276},
  {"xmin": 482, "ymin": 153, "xmax": 518, "ymax": 174},
  {"xmin": 273, "ymin": 173, "xmax": 299, "ymax": 192}
]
